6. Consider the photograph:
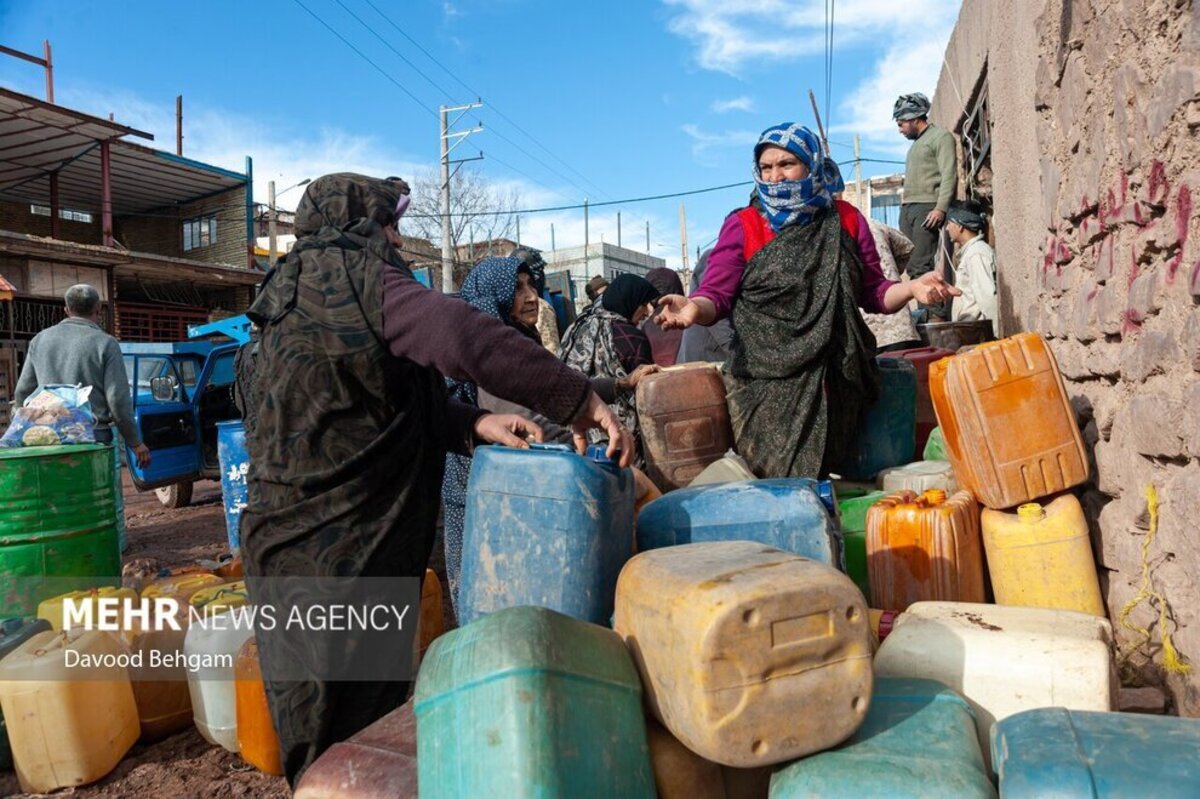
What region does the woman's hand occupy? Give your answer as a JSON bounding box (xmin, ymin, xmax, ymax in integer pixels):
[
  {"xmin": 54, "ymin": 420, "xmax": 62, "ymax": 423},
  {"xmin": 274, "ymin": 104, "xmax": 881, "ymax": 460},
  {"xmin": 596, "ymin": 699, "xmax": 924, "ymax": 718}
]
[
  {"xmin": 654, "ymin": 294, "xmax": 701, "ymax": 330},
  {"xmin": 908, "ymin": 272, "xmax": 962, "ymax": 307},
  {"xmin": 473, "ymin": 413, "xmax": 545, "ymax": 448},
  {"xmin": 571, "ymin": 392, "xmax": 635, "ymax": 467},
  {"xmin": 617, "ymin": 364, "xmax": 661, "ymax": 392}
]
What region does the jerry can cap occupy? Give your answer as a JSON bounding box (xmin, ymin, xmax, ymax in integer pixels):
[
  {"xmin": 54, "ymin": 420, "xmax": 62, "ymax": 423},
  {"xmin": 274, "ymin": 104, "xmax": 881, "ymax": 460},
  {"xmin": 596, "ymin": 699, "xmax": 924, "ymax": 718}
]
[
  {"xmin": 585, "ymin": 442, "xmax": 621, "ymax": 465},
  {"xmin": 1018, "ymin": 503, "xmax": 1046, "ymax": 522},
  {"xmin": 920, "ymin": 489, "xmax": 948, "ymax": 505}
]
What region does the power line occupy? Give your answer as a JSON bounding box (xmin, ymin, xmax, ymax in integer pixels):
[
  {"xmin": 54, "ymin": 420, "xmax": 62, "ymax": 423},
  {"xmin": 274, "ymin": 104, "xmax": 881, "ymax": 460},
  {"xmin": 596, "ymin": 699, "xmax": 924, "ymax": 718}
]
[
  {"xmin": 290, "ymin": 0, "xmax": 438, "ymax": 122},
  {"xmin": 357, "ymin": 0, "xmax": 612, "ymax": 200},
  {"xmin": 330, "ymin": 0, "xmax": 460, "ymax": 101}
]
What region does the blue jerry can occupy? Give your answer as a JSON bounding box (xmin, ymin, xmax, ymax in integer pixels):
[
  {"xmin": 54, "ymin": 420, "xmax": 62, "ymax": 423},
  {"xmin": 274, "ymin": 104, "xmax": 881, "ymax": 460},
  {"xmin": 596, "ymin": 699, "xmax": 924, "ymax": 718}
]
[
  {"xmin": 770, "ymin": 677, "xmax": 995, "ymax": 798},
  {"xmin": 415, "ymin": 605, "xmax": 655, "ymax": 799},
  {"xmin": 992, "ymin": 708, "xmax": 1200, "ymax": 798},
  {"xmin": 216, "ymin": 420, "xmax": 248, "ymax": 554},
  {"xmin": 635, "ymin": 478, "xmax": 842, "ymax": 568},
  {"xmin": 458, "ymin": 443, "xmax": 635, "ymax": 627},
  {"xmin": 834, "ymin": 357, "xmax": 918, "ymax": 481}
]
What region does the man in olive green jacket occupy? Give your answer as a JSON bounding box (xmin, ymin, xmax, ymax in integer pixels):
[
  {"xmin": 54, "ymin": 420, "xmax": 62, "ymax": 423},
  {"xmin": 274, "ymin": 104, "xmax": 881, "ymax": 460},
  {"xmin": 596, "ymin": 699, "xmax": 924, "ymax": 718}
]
[{"xmin": 895, "ymin": 92, "xmax": 958, "ymax": 320}]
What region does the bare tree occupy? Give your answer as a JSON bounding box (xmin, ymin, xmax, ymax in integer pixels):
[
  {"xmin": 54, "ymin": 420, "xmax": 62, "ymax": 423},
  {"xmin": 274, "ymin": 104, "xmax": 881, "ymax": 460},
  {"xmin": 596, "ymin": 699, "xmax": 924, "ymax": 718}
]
[{"xmin": 404, "ymin": 166, "xmax": 522, "ymax": 256}]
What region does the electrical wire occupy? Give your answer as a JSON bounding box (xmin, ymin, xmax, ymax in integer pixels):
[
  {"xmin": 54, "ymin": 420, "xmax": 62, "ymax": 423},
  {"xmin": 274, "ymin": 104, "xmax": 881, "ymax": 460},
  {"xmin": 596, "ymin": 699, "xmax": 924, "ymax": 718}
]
[
  {"xmin": 357, "ymin": 0, "xmax": 612, "ymax": 200},
  {"xmin": 290, "ymin": 0, "xmax": 438, "ymax": 121}
]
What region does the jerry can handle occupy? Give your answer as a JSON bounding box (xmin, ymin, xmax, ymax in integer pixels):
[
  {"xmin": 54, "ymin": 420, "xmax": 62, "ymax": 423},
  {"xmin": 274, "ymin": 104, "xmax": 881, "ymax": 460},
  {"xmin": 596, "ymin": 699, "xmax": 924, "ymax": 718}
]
[
  {"xmin": 525, "ymin": 443, "xmax": 574, "ymax": 453},
  {"xmin": 585, "ymin": 442, "xmax": 623, "ymax": 466}
]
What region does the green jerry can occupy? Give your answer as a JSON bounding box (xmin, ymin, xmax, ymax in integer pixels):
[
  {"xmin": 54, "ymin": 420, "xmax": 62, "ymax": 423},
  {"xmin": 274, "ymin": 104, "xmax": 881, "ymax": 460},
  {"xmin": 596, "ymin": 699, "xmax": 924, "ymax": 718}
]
[
  {"xmin": 770, "ymin": 677, "xmax": 995, "ymax": 798},
  {"xmin": 0, "ymin": 444, "xmax": 120, "ymax": 617},
  {"xmin": 836, "ymin": 487, "xmax": 885, "ymax": 603},
  {"xmin": 415, "ymin": 605, "xmax": 655, "ymax": 799}
]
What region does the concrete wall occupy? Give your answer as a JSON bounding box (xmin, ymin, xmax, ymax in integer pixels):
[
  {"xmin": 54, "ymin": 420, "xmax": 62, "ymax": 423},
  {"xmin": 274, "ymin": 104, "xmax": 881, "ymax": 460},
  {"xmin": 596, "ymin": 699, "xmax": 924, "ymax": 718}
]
[{"xmin": 933, "ymin": 0, "xmax": 1200, "ymax": 713}]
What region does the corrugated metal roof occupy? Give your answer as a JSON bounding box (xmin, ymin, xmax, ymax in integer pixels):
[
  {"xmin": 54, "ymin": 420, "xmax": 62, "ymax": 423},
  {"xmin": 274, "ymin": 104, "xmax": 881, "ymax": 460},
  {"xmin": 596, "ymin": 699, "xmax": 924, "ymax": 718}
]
[{"xmin": 0, "ymin": 87, "xmax": 247, "ymax": 214}]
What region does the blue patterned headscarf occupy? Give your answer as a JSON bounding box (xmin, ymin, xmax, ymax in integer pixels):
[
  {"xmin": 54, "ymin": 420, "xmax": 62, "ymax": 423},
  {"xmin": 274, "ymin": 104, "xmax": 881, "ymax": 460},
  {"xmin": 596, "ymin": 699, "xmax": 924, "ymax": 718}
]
[
  {"xmin": 753, "ymin": 123, "xmax": 845, "ymax": 232},
  {"xmin": 447, "ymin": 256, "xmax": 531, "ymax": 406}
]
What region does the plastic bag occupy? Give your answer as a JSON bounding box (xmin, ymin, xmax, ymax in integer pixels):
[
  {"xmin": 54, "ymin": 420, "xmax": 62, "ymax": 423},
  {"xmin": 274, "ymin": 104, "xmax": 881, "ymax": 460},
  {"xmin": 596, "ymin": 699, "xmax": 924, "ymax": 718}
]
[{"xmin": 0, "ymin": 384, "xmax": 97, "ymax": 448}]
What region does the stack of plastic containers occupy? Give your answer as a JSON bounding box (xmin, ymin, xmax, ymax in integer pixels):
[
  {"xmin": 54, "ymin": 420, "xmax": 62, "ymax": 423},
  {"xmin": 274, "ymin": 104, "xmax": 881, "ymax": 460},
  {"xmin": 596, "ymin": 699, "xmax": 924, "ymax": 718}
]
[
  {"xmin": 930, "ymin": 333, "xmax": 1104, "ymax": 618},
  {"xmin": 874, "ymin": 601, "xmax": 1116, "ymax": 763}
]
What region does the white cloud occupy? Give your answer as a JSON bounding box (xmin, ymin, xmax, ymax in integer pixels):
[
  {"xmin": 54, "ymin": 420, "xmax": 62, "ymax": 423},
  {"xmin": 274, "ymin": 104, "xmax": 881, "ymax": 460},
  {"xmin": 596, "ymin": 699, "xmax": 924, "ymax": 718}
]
[
  {"xmin": 711, "ymin": 96, "xmax": 755, "ymax": 114},
  {"xmin": 52, "ymin": 86, "xmax": 425, "ymax": 210},
  {"xmin": 443, "ymin": 2, "xmax": 462, "ymax": 19},
  {"xmin": 663, "ymin": 0, "xmax": 957, "ymax": 75},
  {"xmin": 681, "ymin": 124, "xmax": 759, "ymax": 167},
  {"xmin": 830, "ymin": 27, "xmax": 956, "ymax": 157}
]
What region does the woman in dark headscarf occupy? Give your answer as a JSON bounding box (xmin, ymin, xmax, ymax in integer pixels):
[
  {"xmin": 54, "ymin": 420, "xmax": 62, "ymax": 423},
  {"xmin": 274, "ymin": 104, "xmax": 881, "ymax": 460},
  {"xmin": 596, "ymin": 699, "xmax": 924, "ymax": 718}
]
[
  {"xmin": 642, "ymin": 266, "xmax": 685, "ymax": 366},
  {"xmin": 441, "ymin": 255, "xmax": 541, "ymax": 609},
  {"xmin": 237, "ymin": 174, "xmax": 632, "ymax": 786},
  {"xmin": 656, "ymin": 124, "xmax": 959, "ymax": 478},
  {"xmin": 559, "ymin": 273, "xmax": 660, "ymax": 461}
]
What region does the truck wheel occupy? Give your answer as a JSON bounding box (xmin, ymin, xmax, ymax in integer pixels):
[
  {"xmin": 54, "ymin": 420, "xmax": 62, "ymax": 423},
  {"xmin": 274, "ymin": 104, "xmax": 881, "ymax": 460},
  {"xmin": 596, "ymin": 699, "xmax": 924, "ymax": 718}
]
[{"xmin": 155, "ymin": 481, "xmax": 194, "ymax": 509}]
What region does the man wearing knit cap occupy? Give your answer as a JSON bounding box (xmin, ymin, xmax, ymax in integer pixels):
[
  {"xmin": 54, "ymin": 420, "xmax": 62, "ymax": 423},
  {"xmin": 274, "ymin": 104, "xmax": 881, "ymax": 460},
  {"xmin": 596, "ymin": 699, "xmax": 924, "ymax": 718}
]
[{"xmin": 894, "ymin": 92, "xmax": 958, "ymax": 320}]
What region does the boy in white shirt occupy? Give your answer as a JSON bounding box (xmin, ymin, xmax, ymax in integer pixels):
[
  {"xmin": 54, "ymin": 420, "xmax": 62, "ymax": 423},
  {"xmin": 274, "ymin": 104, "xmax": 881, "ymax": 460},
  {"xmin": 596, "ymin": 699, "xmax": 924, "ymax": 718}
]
[{"xmin": 945, "ymin": 200, "xmax": 998, "ymax": 326}]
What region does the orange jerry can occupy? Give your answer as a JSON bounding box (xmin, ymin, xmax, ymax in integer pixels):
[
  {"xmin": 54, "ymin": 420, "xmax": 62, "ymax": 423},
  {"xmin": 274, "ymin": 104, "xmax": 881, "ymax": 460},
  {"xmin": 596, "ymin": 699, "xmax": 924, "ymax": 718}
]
[
  {"xmin": 235, "ymin": 636, "xmax": 284, "ymax": 775},
  {"xmin": 929, "ymin": 333, "xmax": 1088, "ymax": 509},
  {"xmin": 866, "ymin": 489, "xmax": 986, "ymax": 612},
  {"xmin": 636, "ymin": 364, "xmax": 734, "ymax": 492},
  {"xmin": 419, "ymin": 569, "xmax": 445, "ymax": 660}
]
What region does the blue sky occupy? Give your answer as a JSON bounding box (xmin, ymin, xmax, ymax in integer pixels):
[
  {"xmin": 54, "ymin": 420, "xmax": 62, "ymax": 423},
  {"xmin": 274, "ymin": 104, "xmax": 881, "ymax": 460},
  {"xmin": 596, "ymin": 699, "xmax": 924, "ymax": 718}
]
[{"xmin": 0, "ymin": 0, "xmax": 960, "ymax": 269}]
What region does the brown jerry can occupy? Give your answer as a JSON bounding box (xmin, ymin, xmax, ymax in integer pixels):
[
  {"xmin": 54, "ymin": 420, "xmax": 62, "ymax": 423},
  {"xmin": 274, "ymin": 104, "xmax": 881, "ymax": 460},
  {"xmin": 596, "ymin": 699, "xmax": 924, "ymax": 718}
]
[
  {"xmin": 293, "ymin": 700, "xmax": 418, "ymax": 798},
  {"xmin": 636, "ymin": 364, "xmax": 735, "ymax": 492}
]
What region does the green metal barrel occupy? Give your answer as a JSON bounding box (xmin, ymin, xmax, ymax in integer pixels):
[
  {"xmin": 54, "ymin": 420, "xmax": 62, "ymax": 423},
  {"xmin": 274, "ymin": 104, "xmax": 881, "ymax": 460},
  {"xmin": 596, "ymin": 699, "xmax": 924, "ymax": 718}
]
[{"xmin": 0, "ymin": 444, "xmax": 120, "ymax": 617}]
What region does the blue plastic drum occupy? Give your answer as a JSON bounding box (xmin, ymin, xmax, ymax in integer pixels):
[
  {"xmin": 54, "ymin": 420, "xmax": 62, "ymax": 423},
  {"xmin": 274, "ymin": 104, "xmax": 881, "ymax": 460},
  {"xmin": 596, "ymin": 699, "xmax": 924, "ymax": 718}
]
[{"xmin": 216, "ymin": 420, "xmax": 248, "ymax": 553}]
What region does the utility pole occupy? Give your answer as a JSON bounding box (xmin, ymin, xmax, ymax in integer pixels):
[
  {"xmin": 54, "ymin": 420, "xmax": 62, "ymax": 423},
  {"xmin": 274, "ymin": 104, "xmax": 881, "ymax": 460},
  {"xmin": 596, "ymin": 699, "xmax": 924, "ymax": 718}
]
[
  {"xmin": 617, "ymin": 212, "xmax": 622, "ymax": 248},
  {"xmin": 551, "ymin": 223, "xmax": 556, "ymax": 251},
  {"xmin": 854, "ymin": 134, "xmax": 863, "ymax": 212},
  {"xmin": 645, "ymin": 221, "xmax": 650, "ymax": 253},
  {"xmin": 268, "ymin": 180, "xmax": 277, "ymax": 267},
  {"xmin": 678, "ymin": 203, "xmax": 690, "ymax": 286},
  {"xmin": 176, "ymin": 95, "xmax": 184, "ymax": 156},
  {"xmin": 584, "ymin": 198, "xmax": 589, "ymax": 247},
  {"xmin": 440, "ymin": 102, "xmax": 483, "ymax": 293},
  {"xmin": 515, "ymin": 216, "xmax": 520, "ymax": 245}
]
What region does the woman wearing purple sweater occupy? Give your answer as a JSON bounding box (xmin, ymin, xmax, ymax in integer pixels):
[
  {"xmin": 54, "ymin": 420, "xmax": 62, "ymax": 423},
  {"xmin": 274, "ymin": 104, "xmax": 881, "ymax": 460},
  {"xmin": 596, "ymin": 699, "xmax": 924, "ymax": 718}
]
[{"xmin": 657, "ymin": 123, "xmax": 958, "ymax": 479}]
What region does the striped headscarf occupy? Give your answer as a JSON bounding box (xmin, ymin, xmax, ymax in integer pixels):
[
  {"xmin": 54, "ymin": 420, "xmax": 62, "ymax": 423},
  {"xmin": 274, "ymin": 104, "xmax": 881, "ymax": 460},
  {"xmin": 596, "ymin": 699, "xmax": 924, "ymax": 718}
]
[{"xmin": 753, "ymin": 123, "xmax": 845, "ymax": 232}]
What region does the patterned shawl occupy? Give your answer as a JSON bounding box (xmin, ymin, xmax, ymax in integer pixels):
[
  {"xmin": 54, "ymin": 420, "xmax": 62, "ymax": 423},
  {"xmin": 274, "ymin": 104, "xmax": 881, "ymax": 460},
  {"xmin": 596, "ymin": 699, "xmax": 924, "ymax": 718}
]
[{"xmin": 753, "ymin": 123, "xmax": 846, "ymax": 232}]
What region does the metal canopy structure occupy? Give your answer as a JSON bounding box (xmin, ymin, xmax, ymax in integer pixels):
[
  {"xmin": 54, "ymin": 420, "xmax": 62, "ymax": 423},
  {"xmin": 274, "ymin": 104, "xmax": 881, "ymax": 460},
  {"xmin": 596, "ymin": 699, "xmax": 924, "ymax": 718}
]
[{"xmin": 0, "ymin": 87, "xmax": 247, "ymax": 215}]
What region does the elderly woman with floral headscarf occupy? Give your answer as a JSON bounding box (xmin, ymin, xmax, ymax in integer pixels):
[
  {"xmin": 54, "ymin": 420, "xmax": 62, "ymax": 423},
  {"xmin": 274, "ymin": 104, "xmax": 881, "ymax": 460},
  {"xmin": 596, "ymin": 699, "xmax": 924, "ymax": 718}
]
[{"xmin": 657, "ymin": 123, "xmax": 958, "ymax": 479}]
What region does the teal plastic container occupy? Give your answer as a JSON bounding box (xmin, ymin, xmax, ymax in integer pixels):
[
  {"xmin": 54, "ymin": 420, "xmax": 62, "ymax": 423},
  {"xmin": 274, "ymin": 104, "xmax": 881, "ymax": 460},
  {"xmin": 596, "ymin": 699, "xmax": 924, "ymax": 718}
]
[
  {"xmin": 770, "ymin": 677, "xmax": 995, "ymax": 798},
  {"xmin": 836, "ymin": 489, "xmax": 886, "ymax": 602},
  {"xmin": 458, "ymin": 443, "xmax": 634, "ymax": 626},
  {"xmin": 0, "ymin": 617, "xmax": 53, "ymax": 769},
  {"xmin": 415, "ymin": 605, "xmax": 655, "ymax": 799},
  {"xmin": 0, "ymin": 444, "xmax": 120, "ymax": 617},
  {"xmin": 834, "ymin": 357, "xmax": 917, "ymax": 481},
  {"xmin": 992, "ymin": 708, "xmax": 1200, "ymax": 798}
]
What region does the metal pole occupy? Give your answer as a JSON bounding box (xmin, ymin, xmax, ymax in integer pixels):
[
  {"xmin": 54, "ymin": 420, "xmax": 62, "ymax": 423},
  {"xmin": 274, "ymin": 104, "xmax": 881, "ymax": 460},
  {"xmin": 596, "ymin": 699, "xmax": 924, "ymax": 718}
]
[
  {"xmin": 49, "ymin": 172, "xmax": 60, "ymax": 239},
  {"xmin": 100, "ymin": 140, "xmax": 113, "ymax": 247},
  {"xmin": 268, "ymin": 180, "xmax": 277, "ymax": 267},
  {"xmin": 645, "ymin": 221, "xmax": 650, "ymax": 253},
  {"xmin": 617, "ymin": 212, "xmax": 622, "ymax": 248},
  {"xmin": 551, "ymin": 223, "xmax": 556, "ymax": 251},
  {"xmin": 176, "ymin": 95, "xmax": 184, "ymax": 156},
  {"xmin": 854, "ymin": 134, "xmax": 862, "ymax": 211},
  {"xmin": 43, "ymin": 40, "xmax": 53, "ymax": 103},
  {"xmin": 679, "ymin": 203, "xmax": 690, "ymax": 276},
  {"xmin": 584, "ymin": 198, "xmax": 589, "ymax": 248},
  {"xmin": 440, "ymin": 106, "xmax": 454, "ymax": 293},
  {"xmin": 516, "ymin": 216, "xmax": 520, "ymax": 245}
]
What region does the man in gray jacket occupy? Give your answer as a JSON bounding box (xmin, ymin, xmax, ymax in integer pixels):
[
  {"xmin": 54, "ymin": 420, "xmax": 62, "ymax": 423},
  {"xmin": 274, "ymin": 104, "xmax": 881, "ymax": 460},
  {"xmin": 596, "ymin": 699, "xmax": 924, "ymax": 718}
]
[{"xmin": 15, "ymin": 284, "xmax": 150, "ymax": 551}]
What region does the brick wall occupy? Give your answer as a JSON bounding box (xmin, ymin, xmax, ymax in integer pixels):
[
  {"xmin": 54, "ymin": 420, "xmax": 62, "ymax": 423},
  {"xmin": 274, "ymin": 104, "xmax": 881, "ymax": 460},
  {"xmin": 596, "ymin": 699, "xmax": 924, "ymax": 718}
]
[
  {"xmin": 116, "ymin": 185, "xmax": 249, "ymax": 267},
  {"xmin": 934, "ymin": 0, "xmax": 1200, "ymax": 713},
  {"xmin": 0, "ymin": 199, "xmax": 103, "ymax": 244}
]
